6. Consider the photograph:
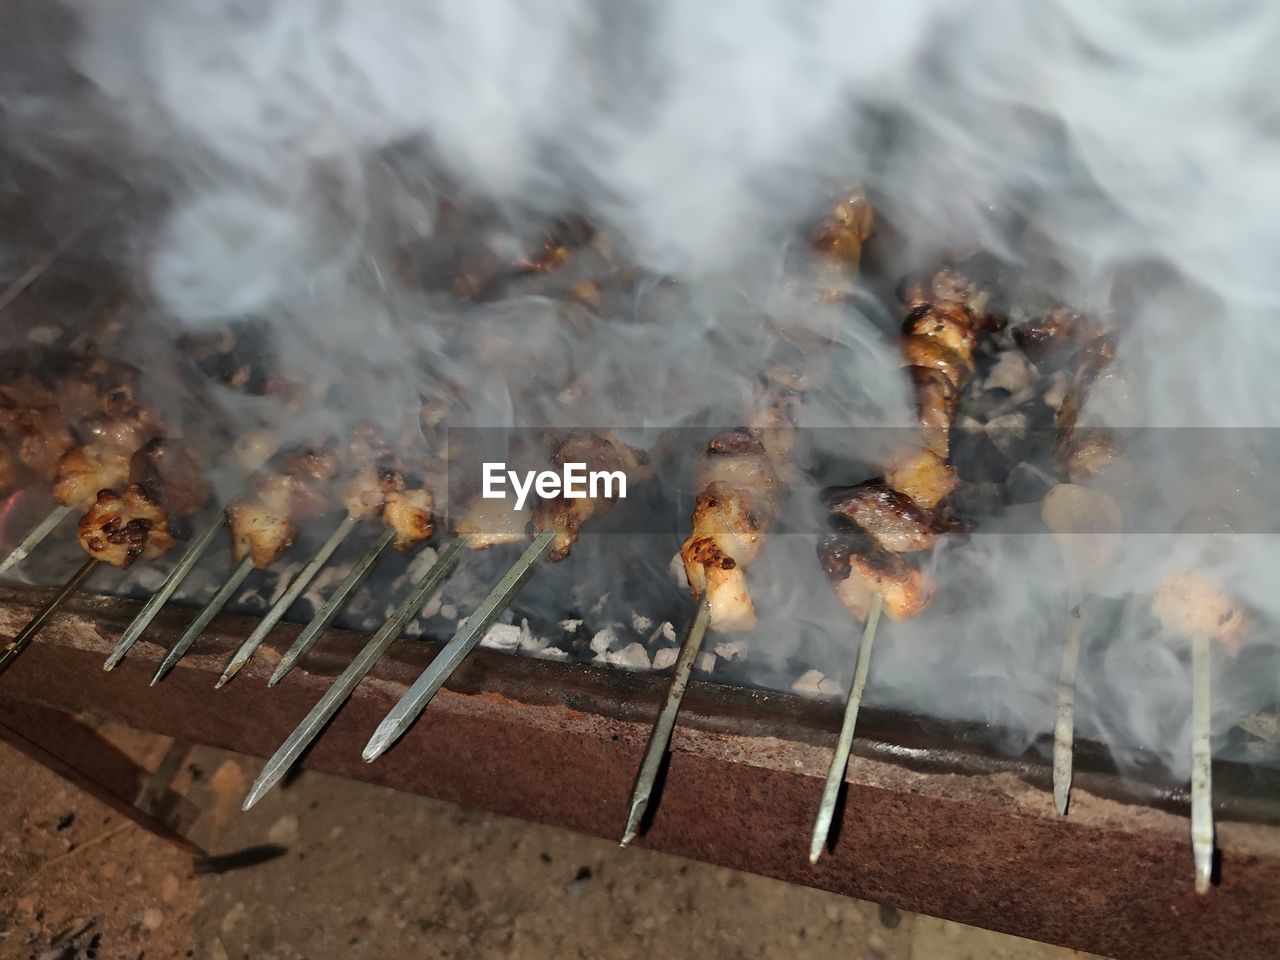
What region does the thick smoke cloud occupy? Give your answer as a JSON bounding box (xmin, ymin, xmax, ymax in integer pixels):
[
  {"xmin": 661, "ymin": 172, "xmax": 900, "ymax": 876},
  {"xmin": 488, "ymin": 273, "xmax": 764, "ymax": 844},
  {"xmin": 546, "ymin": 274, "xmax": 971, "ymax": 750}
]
[{"xmin": 6, "ymin": 0, "xmax": 1280, "ymax": 780}]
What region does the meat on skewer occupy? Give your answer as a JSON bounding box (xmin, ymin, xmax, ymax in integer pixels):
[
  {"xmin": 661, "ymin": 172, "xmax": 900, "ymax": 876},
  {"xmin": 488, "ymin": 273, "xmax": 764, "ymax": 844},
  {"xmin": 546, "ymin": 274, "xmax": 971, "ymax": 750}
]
[
  {"xmin": 339, "ymin": 422, "xmax": 435, "ymax": 549},
  {"xmin": 228, "ymin": 443, "xmax": 340, "ymax": 568}
]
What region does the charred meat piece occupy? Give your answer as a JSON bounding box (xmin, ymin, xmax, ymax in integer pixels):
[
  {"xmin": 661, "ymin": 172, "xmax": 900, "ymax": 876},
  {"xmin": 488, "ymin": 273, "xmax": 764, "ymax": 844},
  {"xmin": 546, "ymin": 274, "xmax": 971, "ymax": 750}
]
[
  {"xmin": 382, "ymin": 488, "xmax": 434, "ymax": 549},
  {"xmin": 810, "ymin": 191, "xmax": 875, "ymax": 269},
  {"xmin": 78, "ymin": 485, "xmax": 174, "ymax": 568},
  {"xmin": 681, "ymin": 482, "xmax": 763, "ymax": 633},
  {"xmin": 697, "ymin": 429, "xmax": 780, "ymax": 517},
  {"xmin": 129, "ymin": 438, "xmax": 211, "ymax": 518},
  {"xmin": 228, "ymin": 442, "xmax": 339, "ymax": 568},
  {"xmin": 818, "ymin": 533, "xmax": 933, "ymax": 622},
  {"xmin": 53, "ymin": 439, "xmax": 136, "ymax": 509},
  {"xmin": 823, "ymin": 480, "xmax": 963, "ymax": 553},
  {"xmin": 902, "ymin": 303, "xmax": 978, "ymax": 364},
  {"xmin": 901, "ymin": 334, "xmax": 973, "ymax": 391},
  {"xmin": 535, "ymin": 431, "xmax": 651, "ymax": 562},
  {"xmin": 909, "ymin": 366, "xmax": 959, "ymax": 460}
]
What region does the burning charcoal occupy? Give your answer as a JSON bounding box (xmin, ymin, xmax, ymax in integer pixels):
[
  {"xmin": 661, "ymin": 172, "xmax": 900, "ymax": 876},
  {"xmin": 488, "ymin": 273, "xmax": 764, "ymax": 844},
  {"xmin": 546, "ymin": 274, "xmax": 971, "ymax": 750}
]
[
  {"xmin": 479, "ymin": 622, "xmax": 521, "ymax": 652},
  {"xmin": 517, "ymin": 618, "xmax": 544, "ymax": 653},
  {"xmin": 631, "ymin": 612, "xmax": 653, "ymax": 633},
  {"xmin": 537, "ymin": 647, "xmax": 570, "ymax": 661},
  {"xmin": 713, "ymin": 639, "xmax": 747, "ymax": 661},
  {"xmin": 985, "ymin": 411, "xmax": 1029, "ymax": 461},
  {"xmin": 589, "ymin": 627, "xmax": 619, "ymax": 656},
  {"xmin": 440, "ymin": 603, "xmax": 458, "ymax": 621},
  {"xmin": 646, "ymin": 621, "xmax": 676, "ymax": 646},
  {"xmin": 984, "ymin": 350, "xmax": 1037, "ymax": 397},
  {"xmin": 406, "ymin": 546, "xmax": 441, "ymax": 581},
  {"xmin": 652, "ymin": 647, "xmax": 677, "ymax": 670},
  {"xmin": 791, "ymin": 668, "xmax": 840, "ymax": 697},
  {"xmin": 694, "ymin": 652, "xmax": 716, "ymax": 674},
  {"xmin": 560, "ymin": 618, "xmax": 583, "ymax": 635},
  {"xmin": 606, "ymin": 642, "xmax": 651, "ymax": 671}
]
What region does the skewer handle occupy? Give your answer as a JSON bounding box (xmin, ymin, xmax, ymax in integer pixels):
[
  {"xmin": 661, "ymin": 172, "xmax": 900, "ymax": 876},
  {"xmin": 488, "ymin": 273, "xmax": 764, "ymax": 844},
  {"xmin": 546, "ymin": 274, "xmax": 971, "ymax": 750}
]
[
  {"xmin": 0, "ymin": 558, "xmax": 100, "ymax": 674},
  {"xmin": 242, "ymin": 536, "xmax": 468, "ymax": 810},
  {"xmin": 808, "ymin": 591, "xmax": 883, "ymax": 863},
  {"xmin": 270, "ymin": 526, "xmax": 397, "ymax": 686},
  {"xmin": 151, "ymin": 555, "xmax": 255, "ymax": 685},
  {"xmin": 1052, "ymin": 587, "xmax": 1083, "ymax": 816},
  {"xmin": 620, "ymin": 596, "xmax": 713, "ymax": 847},
  {"xmin": 217, "ymin": 514, "xmax": 358, "ymax": 687},
  {"xmin": 362, "ymin": 531, "xmax": 555, "ymax": 763},
  {"xmin": 1190, "ymin": 631, "xmax": 1214, "ymax": 894},
  {"xmin": 103, "ymin": 512, "xmax": 228, "ymax": 670}
]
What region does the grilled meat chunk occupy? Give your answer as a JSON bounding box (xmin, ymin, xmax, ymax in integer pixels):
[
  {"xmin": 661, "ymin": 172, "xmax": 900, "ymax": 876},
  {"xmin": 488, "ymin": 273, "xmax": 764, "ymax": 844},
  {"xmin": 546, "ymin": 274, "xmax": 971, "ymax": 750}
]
[
  {"xmin": 1015, "ymin": 309, "xmax": 1104, "ymax": 367},
  {"xmin": 818, "ymin": 533, "xmax": 934, "ymax": 622},
  {"xmin": 823, "ymin": 480, "xmax": 962, "ymax": 553},
  {"xmin": 129, "ymin": 438, "xmax": 210, "ymax": 518},
  {"xmin": 909, "ymin": 366, "xmax": 959, "ymax": 460},
  {"xmin": 78, "ymin": 485, "xmax": 174, "ymax": 568},
  {"xmin": 228, "ymin": 501, "xmax": 296, "ymax": 568},
  {"xmin": 342, "ymin": 461, "xmax": 404, "ymax": 519},
  {"xmin": 1152, "ymin": 571, "xmax": 1249, "ymax": 657},
  {"xmin": 901, "ymin": 334, "xmax": 973, "ymax": 391},
  {"xmin": 535, "ymin": 431, "xmax": 651, "ymax": 562},
  {"xmin": 810, "ymin": 191, "xmax": 875, "ymax": 270},
  {"xmin": 885, "ymin": 448, "xmax": 958, "ymax": 511},
  {"xmin": 53, "ymin": 438, "xmax": 136, "ymax": 509},
  {"xmin": 680, "ymin": 482, "xmax": 762, "ymax": 633},
  {"xmin": 383, "ymin": 488, "xmax": 434, "ymax": 548},
  {"xmin": 902, "ymin": 304, "xmax": 978, "ymax": 364}
]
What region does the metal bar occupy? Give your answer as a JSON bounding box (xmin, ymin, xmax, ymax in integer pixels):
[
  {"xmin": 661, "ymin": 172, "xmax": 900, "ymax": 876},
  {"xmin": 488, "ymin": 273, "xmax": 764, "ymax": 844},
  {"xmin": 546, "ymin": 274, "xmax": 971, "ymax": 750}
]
[
  {"xmin": 103, "ymin": 512, "xmax": 228, "ymax": 671},
  {"xmin": 242, "ymin": 536, "xmax": 468, "ymax": 809},
  {"xmin": 0, "ymin": 505, "xmax": 72, "ymax": 578},
  {"xmin": 0, "ymin": 557, "xmax": 98, "ymax": 674},
  {"xmin": 620, "ymin": 596, "xmax": 712, "ymax": 847},
  {"xmin": 150, "ymin": 555, "xmax": 254, "ymax": 685},
  {"xmin": 362, "ymin": 530, "xmax": 555, "ymax": 762},
  {"xmin": 1053, "ymin": 587, "xmax": 1083, "ymax": 816},
  {"xmin": 270, "ymin": 526, "xmax": 397, "ymax": 686},
  {"xmin": 216, "ymin": 515, "xmax": 358, "ymax": 688},
  {"xmin": 0, "ymin": 590, "xmax": 1278, "ymax": 960},
  {"xmin": 1191, "ymin": 631, "xmax": 1214, "ymax": 894},
  {"xmin": 809, "ymin": 591, "xmax": 883, "ymax": 862},
  {"xmin": 0, "ymin": 205, "xmax": 112, "ymax": 314}
]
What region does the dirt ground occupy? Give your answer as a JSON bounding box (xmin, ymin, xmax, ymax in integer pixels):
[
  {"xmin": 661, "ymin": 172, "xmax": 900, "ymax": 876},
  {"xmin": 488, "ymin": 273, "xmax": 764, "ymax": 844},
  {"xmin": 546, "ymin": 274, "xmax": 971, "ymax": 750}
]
[{"xmin": 0, "ymin": 723, "xmax": 1110, "ymax": 960}]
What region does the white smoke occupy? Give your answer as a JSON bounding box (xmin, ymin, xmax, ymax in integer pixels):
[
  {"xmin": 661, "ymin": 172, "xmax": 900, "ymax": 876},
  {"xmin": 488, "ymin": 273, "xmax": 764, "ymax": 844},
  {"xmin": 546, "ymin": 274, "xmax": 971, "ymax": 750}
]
[{"xmin": 8, "ymin": 0, "xmax": 1280, "ymax": 780}]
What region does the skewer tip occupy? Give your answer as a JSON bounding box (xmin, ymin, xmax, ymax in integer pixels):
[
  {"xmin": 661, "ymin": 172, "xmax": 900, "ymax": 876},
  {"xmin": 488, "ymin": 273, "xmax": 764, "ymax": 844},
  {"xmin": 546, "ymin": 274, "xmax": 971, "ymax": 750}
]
[
  {"xmin": 213, "ymin": 673, "xmax": 231, "ymax": 690},
  {"xmin": 361, "ymin": 732, "xmax": 390, "ymax": 763},
  {"xmin": 1053, "ymin": 787, "xmax": 1069, "ymax": 818},
  {"xmin": 241, "ymin": 780, "xmax": 269, "ymax": 812}
]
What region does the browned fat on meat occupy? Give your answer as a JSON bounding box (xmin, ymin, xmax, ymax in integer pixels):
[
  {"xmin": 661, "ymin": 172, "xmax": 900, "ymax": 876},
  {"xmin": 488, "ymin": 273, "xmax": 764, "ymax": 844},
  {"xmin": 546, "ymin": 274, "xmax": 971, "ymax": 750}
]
[
  {"xmin": 680, "ymin": 481, "xmax": 763, "ymax": 633},
  {"xmin": 78, "ymin": 484, "xmax": 174, "ymax": 568},
  {"xmin": 818, "ymin": 533, "xmax": 933, "ymax": 622},
  {"xmin": 382, "ymin": 488, "xmax": 433, "ymax": 548},
  {"xmin": 823, "ymin": 480, "xmax": 964, "ymax": 554}
]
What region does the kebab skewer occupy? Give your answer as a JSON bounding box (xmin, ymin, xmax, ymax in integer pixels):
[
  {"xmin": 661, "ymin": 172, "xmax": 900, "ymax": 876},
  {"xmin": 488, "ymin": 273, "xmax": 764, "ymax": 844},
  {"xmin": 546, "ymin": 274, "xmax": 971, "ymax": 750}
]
[
  {"xmin": 808, "ymin": 270, "xmax": 986, "ymax": 861},
  {"xmin": 1029, "ymin": 322, "xmax": 1127, "ymax": 817},
  {"xmin": 619, "ymin": 191, "xmax": 874, "ymax": 847},
  {"xmin": 0, "ymin": 432, "xmax": 211, "ymax": 673},
  {"xmin": 149, "ymin": 439, "xmax": 342, "ymax": 684},
  {"xmin": 362, "ymin": 430, "xmax": 651, "ymax": 762},
  {"xmin": 245, "ymin": 430, "xmax": 645, "ymax": 807},
  {"xmin": 0, "ymin": 360, "xmax": 149, "ymax": 576},
  {"xmin": 215, "ymin": 423, "xmax": 434, "ymax": 686}
]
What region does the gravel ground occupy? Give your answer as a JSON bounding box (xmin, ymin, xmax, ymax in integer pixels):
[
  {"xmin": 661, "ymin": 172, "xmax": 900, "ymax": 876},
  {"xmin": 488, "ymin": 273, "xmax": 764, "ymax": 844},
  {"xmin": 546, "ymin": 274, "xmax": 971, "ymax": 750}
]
[{"xmin": 0, "ymin": 723, "xmax": 1110, "ymax": 960}]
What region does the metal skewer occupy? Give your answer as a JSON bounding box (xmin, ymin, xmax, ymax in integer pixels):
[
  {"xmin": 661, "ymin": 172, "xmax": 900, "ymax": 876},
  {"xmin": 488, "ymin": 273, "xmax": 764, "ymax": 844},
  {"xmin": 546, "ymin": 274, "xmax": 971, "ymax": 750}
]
[
  {"xmin": 241, "ymin": 536, "xmax": 468, "ymax": 810},
  {"xmin": 216, "ymin": 515, "xmax": 359, "ymax": 688},
  {"xmin": 0, "ymin": 505, "xmax": 73, "ymax": 578},
  {"xmin": 150, "ymin": 555, "xmax": 254, "ymax": 685},
  {"xmin": 362, "ymin": 530, "xmax": 556, "ymax": 763},
  {"xmin": 103, "ymin": 513, "xmax": 228, "ymax": 670},
  {"xmin": 0, "ymin": 202, "xmax": 114, "ymax": 313},
  {"xmin": 1052, "ymin": 585, "xmax": 1083, "ymax": 816},
  {"xmin": 0, "ymin": 557, "xmax": 99, "ymax": 674},
  {"xmin": 620, "ymin": 595, "xmax": 713, "ymax": 847},
  {"xmin": 270, "ymin": 526, "xmax": 397, "ymax": 686},
  {"xmin": 1190, "ymin": 631, "xmax": 1214, "ymax": 894},
  {"xmin": 808, "ymin": 591, "xmax": 883, "ymax": 863}
]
